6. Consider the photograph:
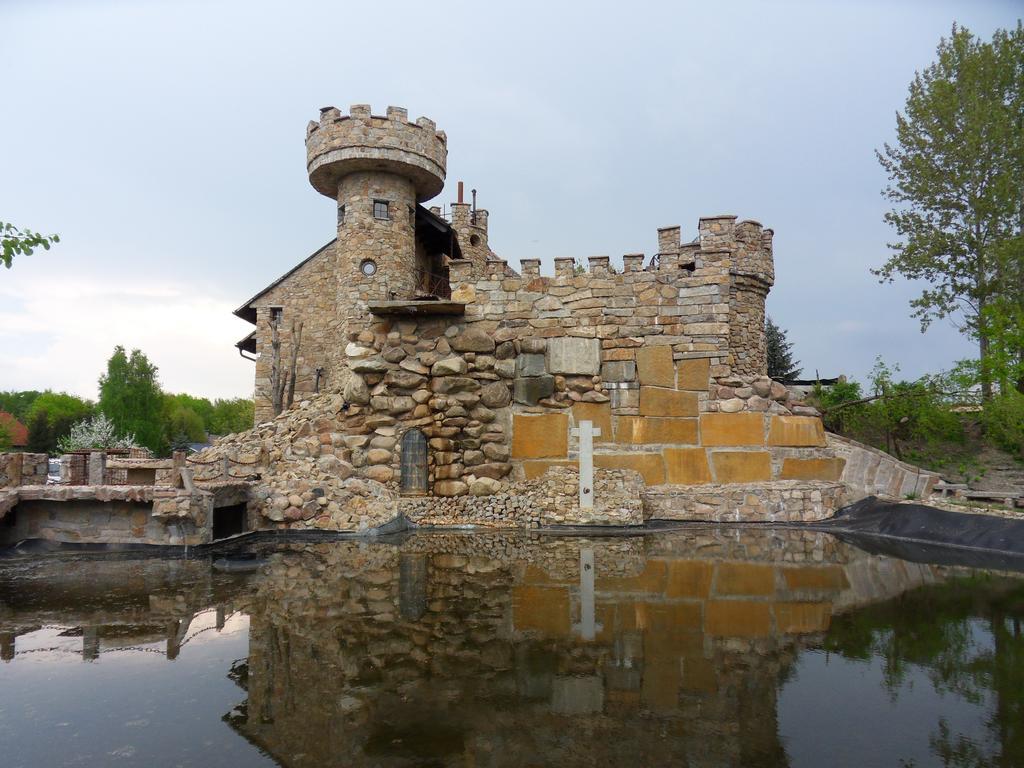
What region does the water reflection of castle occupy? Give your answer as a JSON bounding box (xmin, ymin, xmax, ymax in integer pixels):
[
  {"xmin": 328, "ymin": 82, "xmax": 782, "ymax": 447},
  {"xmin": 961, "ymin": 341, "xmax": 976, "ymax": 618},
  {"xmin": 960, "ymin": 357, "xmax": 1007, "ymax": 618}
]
[
  {"xmin": 230, "ymin": 531, "xmax": 943, "ymax": 767},
  {"xmin": 0, "ymin": 532, "xmax": 945, "ymax": 767}
]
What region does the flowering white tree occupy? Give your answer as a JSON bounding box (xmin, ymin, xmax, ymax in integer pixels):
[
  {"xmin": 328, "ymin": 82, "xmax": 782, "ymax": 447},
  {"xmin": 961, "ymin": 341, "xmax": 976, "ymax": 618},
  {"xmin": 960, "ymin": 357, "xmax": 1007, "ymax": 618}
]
[{"xmin": 57, "ymin": 413, "xmax": 137, "ymax": 452}]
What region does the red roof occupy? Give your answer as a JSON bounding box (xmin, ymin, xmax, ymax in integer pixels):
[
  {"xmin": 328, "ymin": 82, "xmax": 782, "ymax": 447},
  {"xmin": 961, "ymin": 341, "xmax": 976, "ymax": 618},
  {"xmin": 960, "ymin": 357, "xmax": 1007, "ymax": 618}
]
[{"xmin": 0, "ymin": 411, "xmax": 28, "ymax": 447}]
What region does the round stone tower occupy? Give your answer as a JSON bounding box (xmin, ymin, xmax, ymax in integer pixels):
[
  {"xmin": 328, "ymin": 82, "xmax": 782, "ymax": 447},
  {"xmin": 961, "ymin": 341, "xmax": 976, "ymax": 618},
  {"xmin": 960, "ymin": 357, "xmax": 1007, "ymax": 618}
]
[
  {"xmin": 305, "ymin": 104, "xmax": 448, "ymax": 306},
  {"xmin": 729, "ymin": 219, "xmax": 775, "ymax": 378}
]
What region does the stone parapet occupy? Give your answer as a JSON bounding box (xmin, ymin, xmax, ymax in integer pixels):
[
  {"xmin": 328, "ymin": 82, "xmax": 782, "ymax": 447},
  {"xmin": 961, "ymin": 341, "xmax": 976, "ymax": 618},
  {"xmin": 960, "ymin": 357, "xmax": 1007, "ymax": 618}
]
[
  {"xmin": 0, "ymin": 452, "xmax": 47, "ymax": 488},
  {"xmin": 306, "ymin": 104, "xmax": 447, "ymax": 201},
  {"xmin": 0, "ymin": 484, "xmax": 220, "ymax": 547}
]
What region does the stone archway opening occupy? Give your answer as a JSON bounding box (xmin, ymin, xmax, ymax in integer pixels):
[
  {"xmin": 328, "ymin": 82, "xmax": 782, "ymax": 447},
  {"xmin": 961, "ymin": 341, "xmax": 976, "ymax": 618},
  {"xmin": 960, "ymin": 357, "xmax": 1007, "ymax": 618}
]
[{"xmin": 400, "ymin": 428, "xmax": 429, "ymax": 496}]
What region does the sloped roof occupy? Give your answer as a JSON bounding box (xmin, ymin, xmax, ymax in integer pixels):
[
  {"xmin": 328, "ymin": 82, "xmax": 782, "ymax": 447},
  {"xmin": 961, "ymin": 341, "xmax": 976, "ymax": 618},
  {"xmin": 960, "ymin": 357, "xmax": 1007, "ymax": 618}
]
[
  {"xmin": 233, "ymin": 239, "xmax": 336, "ymax": 325},
  {"xmin": 0, "ymin": 411, "xmax": 29, "ymax": 446}
]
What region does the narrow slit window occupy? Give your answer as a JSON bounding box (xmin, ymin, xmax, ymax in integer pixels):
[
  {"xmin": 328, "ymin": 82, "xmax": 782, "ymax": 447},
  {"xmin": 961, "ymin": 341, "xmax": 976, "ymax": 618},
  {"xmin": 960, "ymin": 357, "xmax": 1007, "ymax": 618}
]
[
  {"xmin": 373, "ymin": 199, "xmax": 390, "ymax": 220},
  {"xmin": 337, "ymin": 204, "xmax": 345, "ymax": 226}
]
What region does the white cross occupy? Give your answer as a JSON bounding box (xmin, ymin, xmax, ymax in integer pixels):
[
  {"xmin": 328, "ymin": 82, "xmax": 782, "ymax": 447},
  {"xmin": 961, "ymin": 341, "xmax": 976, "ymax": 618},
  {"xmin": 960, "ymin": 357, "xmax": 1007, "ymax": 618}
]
[
  {"xmin": 571, "ymin": 420, "xmax": 601, "ymax": 509},
  {"xmin": 577, "ymin": 548, "xmax": 598, "ymax": 641}
]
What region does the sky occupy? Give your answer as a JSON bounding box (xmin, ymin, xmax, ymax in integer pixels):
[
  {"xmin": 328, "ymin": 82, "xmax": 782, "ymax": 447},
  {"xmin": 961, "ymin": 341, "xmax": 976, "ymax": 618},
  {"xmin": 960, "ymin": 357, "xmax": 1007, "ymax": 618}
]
[{"xmin": 1, "ymin": 0, "xmax": 1020, "ymax": 401}]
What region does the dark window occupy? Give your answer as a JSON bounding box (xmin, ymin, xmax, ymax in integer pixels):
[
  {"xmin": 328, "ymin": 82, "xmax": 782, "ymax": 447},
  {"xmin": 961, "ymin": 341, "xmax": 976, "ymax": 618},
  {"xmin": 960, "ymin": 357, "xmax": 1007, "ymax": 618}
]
[
  {"xmin": 269, "ymin": 307, "xmax": 283, "ymax": 324},
  {"xmin": 400, "ymin": 429, "xmax": 428, "ymax": 495},
  {"xmin": 338, "ymin": 204, "xmax": 345, "ymax": 226},
  {"xmin": 373, "ymin": 199, "xmax": 390, "ymax": 220}
]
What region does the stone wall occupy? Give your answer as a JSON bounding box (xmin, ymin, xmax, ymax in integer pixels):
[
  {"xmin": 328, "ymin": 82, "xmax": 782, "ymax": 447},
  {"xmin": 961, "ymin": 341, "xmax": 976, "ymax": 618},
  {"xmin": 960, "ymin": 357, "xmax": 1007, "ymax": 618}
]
[
  {"xmin": 0, "ymin": 453, "xmax": 47, "ymax": 488},
  {"xmin": 401, "ymin": 467, "xmax": 645, "ymax": 528},
  {"xmin": 827, "ymin": 433, "xmax": 941, "ymax": 504},
  {"xmin": 643, "ymin": 481, "xmax": 845, "ymax": 523},
  {"xmin": 1, "ymin": 496, "xmax": 205, "ymax": 547},
  {"xmin": 250, "ymin": 241, "xmax": 341, "ymax": 422}
]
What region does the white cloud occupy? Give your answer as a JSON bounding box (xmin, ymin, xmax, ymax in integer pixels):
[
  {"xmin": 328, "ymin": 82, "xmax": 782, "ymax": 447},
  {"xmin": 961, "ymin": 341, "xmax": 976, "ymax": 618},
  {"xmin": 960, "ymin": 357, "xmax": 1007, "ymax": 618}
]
[{"xmin": 0, "ymin": 273, "xmax": 255, "ymax": 400}]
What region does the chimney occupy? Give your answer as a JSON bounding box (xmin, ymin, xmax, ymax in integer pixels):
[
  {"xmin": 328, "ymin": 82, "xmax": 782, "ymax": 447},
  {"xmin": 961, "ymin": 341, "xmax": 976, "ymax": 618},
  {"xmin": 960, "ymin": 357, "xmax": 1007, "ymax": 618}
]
[{"xmin": 457, "ymin": 181, "xmax": 464, "ymax": 204}]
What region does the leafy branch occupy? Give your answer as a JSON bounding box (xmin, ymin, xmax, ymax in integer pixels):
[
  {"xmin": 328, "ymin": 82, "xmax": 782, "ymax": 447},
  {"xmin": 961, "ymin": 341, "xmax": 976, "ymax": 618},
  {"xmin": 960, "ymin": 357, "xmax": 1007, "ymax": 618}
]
[{"xmin": 1, "ymin": 221, "xmax": 60, "ymax": 269}]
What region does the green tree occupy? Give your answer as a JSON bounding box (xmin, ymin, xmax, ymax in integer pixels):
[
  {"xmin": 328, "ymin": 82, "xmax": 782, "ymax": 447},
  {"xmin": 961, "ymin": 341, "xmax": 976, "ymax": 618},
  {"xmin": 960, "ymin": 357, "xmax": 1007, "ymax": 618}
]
[
  {"xmin": 0, "ymin": 390, "xmax": 41, "ymax": 421},
  {"xmin": 24, "ymin": 391, "xmax": 94, "ymax": 454},
  {"xmin": 1, "ymin": 221, "xmax": 59, "ymax": 269},
  {"xmin": 765, "ymin": 316, "xmax": 802, "ymax": 380},
  {"xmin": 874, "ymin": 23, "xmax": 1024, "ymax": 399},
  {"xmin": 0, "ymin": 420, "xmax": 11, "ymax": 451},
  {"xmin": 162, "ymin": 403, "xmax": 206, "ymax": 448},
  {"xmin": 25, "ymin": 410, "xmax": 52, "ymax": 454},
  {"xmin": 208, "ymin": 397, "xmax": 255, "ymax": 435},
  {"xmin": 98, "ymin": 346, "xmax": 165, "ymax": 453}
]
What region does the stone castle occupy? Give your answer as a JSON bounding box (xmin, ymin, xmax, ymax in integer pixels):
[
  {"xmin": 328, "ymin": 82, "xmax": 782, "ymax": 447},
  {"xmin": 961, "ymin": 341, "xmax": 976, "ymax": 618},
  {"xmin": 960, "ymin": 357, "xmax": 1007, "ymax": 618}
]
[{"xmin": 210, "ymin": 104, "xmax": 938, "ymax": 532}]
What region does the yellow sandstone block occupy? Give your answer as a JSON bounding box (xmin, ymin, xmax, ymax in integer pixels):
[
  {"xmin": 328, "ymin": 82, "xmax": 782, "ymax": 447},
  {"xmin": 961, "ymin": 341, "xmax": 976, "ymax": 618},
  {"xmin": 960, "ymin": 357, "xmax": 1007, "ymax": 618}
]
[
  {"xmin": 572, "ymin": 402, "xmax": 612, "ymax": 443},
  {"xmin": 616, "ymin": 417, "xmax": 698, "ymax": 445},
  {"xmin": 602, "ymin": 348, "xmax": 636, "ymax": 362},
  {"xmin": 521, "ymin": 459, "xmax": 578, "ymax": 480},
  {"xmin": 705, "ymin": 601, "xmax": 772, "ymax": 637},
  {"xmin": 597, "ymin": 561, "xmax": 668, "ymax": 593},
  {"xmin": 512, "ymin": 585, "xmax": 571, "ymax": 636},
  {"xmin": 639, "ymin": 388, "xmax": 698, "ymax": 417},
  {"xmin": 699, "ymin": 413, "xmax": 765, "ymax": 446},
  {"xmin": 512, "ymin": 413, "xmax": 569, "ymax": 459},
  {"xmin": 642, "ymin": 660, "xmax": 680, "ymax": 712},
  {"xmin": 676, "ymin": 357, "xmax": 711, "ymax": 391},
  {"xmin": 711, "ymin": 451, "xmax": 772, "ymax": 482},
  {"xmin": 594, "ymin": 452, "xmax": 666, "ymax": 485},
  {"xmin": 635, "ymin": 345, "xmax": 675, "ymax": 388},
  {"xmin": 663, "ymin": 447, "xmax": 712, "ymax": 484},
  {"xmin": 768, "ymin": 416, "xmax": 826, "ymax": 447},
  {"xmin": 782, "ymin": 566, "xmax": 849, "ymax": 592},
  {"xmin": 778, "ymin": 457, "xmax": 846, "ymax": 481},
  {"xmin": 665, "ymin": 560, "xmax": 713, "ymax": 598},
  {"xmin": 682, "ymin": 656, "xmax": 718, "ymax": 693},
  {"xmin": 774, "ymin": 602, "xmax": 833, "ymax": 633},
  {"xmin": 714, "ymin": 562, "xmax": 775, "ymax": 596}
]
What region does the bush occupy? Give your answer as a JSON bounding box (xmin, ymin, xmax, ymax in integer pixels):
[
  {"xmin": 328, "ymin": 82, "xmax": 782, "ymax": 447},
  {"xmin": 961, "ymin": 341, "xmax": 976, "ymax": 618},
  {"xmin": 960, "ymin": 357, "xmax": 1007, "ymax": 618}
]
[
  {"xmin": 57, "ymin": 413, "xmax": 137, "ymax": 453},
  {"xmin": 981, "ymin": 391, "xmax": 1024, "ymax": 458},
  {"xmin": 812, "ymin": 378, "xmax": 865, "ymax": 434},
  {"xmin": 812, "ymin": 359, "xmax": 966, "ymax": 464}
]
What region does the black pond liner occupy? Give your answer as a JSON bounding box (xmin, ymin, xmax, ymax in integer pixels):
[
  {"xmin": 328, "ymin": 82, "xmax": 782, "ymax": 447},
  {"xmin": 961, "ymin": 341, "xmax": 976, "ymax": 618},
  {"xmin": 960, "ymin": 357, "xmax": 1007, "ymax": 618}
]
[
  {"xmin": 4, "ymin": 499, "xmax": 1024, "ymax": 574},
  {"xmin": 804, "ymin": 496, "xmax": 1024, "ymax": 573}
]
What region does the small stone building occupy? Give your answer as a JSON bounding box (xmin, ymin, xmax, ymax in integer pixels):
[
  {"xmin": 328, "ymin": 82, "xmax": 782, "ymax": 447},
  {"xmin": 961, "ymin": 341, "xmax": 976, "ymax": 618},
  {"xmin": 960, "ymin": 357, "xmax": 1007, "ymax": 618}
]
[{"xmin": 217, "ymin": 104, "xmax": 936, "ymax": 530}]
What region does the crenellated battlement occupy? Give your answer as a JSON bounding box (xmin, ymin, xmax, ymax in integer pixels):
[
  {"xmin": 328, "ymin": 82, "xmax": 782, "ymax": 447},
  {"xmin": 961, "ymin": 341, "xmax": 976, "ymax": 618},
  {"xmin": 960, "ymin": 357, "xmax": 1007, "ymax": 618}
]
[
  {"xmin": 443, "ymin": 215, "xmax": 775, "ymax": 379},
  {"xmin": 306, "ymin": 104, "xmax": 447, "ymax": 202}
]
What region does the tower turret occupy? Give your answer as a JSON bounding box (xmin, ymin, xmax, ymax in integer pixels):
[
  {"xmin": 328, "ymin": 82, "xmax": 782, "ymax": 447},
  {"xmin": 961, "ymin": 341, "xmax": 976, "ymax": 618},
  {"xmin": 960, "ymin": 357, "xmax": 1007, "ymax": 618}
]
[
  {"xmin": 305, "ymin": 104, "xmax": 448, "ymax": 303},
  {"xmin": 695, "ymin": 216, "xmax": 775, "ymax": 378}
]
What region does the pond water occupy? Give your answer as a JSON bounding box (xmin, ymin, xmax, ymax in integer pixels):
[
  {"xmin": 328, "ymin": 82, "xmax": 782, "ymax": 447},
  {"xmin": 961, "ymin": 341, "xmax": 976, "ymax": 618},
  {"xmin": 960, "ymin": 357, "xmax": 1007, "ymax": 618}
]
[{"xmin": 0, "ymin": 529, "xmax": 1022, "ymax": 767}]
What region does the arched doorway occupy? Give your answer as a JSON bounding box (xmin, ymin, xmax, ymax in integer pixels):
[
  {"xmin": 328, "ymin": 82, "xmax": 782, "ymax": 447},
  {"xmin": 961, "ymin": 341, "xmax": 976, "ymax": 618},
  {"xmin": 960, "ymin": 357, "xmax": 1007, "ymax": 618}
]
[{"xmin": 400, "ymin": 428, "xmax": 428, "ymax": 495}]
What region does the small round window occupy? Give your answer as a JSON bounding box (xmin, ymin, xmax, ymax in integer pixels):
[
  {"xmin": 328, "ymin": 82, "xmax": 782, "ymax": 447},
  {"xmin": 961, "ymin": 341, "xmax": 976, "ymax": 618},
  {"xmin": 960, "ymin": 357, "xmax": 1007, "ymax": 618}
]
[
  {"xmin": 360, "ymin": 259, "xmax": 378, "ymax": 277},
  {"xmin": 469, "ymin": 234, "xmax": 481, "ymax": 246}
]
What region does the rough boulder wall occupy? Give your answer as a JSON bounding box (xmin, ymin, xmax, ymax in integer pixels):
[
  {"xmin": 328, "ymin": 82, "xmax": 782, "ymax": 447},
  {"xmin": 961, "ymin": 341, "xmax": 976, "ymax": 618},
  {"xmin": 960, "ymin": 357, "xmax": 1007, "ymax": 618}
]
[
  {"xmin": 192, "ymin": 393, "xmax": 399, "ymax": 533},
  {"xmin": 194, "ymin": 317, "xmax": 520, "ymax": 533}
]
